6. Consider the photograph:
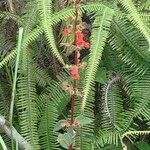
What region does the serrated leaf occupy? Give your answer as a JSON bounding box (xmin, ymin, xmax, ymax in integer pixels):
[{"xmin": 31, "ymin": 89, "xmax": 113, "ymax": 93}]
[
  {"xmin": 58, "ymin": 133, "xmax": 73, "ymax": 149},
  {"xmin": 53, "ymin": 120, "xmax": 66, "ymax": 131},
  {"xmin": 75, "ymin": 115, "xmax": 92, "ymax": 125}
]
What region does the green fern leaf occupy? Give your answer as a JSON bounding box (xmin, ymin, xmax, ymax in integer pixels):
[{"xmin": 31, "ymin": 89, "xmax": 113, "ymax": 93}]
[
  {"xmin": 0, "ymin": 26, "xmax": 42, "ymax": 68},
  {"xmin": 118, "ymin": 0, "xmax": 150, "ymax": 50},
  {"xmin": 81, "ymin": 8, "xmax": 114, "ymax": 112},
  {"xmin": 17, "ymin": 49, "xmax": 40, "ymax": 149},
  {"xmin": 37, "ymin": 0, "xmax": 65, "ymax": 65},
  {"xmin": 38, "ymin": 102, "xmax": 59, "ymax": 149}
]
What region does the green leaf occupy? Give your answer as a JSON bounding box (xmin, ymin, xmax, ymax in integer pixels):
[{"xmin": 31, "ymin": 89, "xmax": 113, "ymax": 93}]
[
  {"xmin": 75, "ymin": 115, "xmax": 92, "ymax": 126},
  {"xmin": 135, "ymin": 141, "xmax": 150, "ymax": 150},
  {"xmin": 95, "ymin": 67, "xmax": 107, "ymax": 84},
  {"xmin": 53, "ymin": 120, "xmax": 66, "ymax": 132},
  {"xmin": 67, "ymin": 125, "xmax": 74, "ymax": 137},
  {"xmin": 81, "ymin": 7, "xmax": 114, "ymax": 113},
  {"xmin": 58, "ymin": 133, "xmax": 73, "ymax": 149}
]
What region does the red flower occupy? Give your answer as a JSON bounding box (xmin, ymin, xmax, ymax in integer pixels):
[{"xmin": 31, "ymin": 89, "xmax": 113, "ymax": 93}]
[
  {"xmin": 71, "ymin": 66, "xmax": 79, "ymax": 80},
  {"xmin": 62, "ymin": 29, "xmax": 71, "ymax": 36},
  {"xmin": 75, "ymin": 31, "xmax": 90, "ymax": 48}
]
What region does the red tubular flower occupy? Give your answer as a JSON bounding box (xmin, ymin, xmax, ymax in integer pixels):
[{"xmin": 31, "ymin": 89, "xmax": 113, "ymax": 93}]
[
  {"xmin": 71, "ymin": 66, "xmax": 79, "ymax": 80},
  {"xmin": 62, "ymin": 29, "xmax": 71, "ymax": 36},
  {"xmin": 75, "ymin": 31, "xmax": 90, "ymax": 48}
]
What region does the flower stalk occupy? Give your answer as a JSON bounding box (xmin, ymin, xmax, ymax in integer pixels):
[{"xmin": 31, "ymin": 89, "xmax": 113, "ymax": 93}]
[{"xmin": 69, "ymin": 1, "xmax": 80, "ymax": 149}]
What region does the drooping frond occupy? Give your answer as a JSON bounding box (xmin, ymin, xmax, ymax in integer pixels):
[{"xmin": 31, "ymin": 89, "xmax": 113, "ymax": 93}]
[
  {"xmin": 36, "ymin": 0, "xmax": 65, "ymax": 65},
  {"xmin": 118, "ymin": 0, "xmax": 150, "ymax": 50},
  {"xmin": 0, "ymin": 49, "xmax": 16, "ymax": 68},
  {"xmin": 122, "ymin": 71, "xmax": 150, "ymax": 130},
  {"xmin": 111, "ymin": 17, "xmax": 149, "ymax": 61},
  {"xmin": 81, "ymin": 8, "xmax": 114, "ymax": 113},
  {"xmin": 0, "ymin": 26, "xmax": 42, "ymax": 68},
  {"xmin": 101, "ymin": 75, "xmax": 124, "ymax": 130}
]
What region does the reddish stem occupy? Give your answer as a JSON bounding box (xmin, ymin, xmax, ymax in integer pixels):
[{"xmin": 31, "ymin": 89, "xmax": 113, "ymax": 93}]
[{"xmin": 69, "ymin": 1, "xmax": 80, "ymax": 150}]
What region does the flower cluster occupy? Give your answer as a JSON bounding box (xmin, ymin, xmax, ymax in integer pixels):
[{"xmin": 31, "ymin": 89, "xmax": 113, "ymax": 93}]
[
  {"xmin": 75, "ymin": 31, "xmax": 90, "ymax": 48},
  {"xmin": 62, "ymin": 29, "xmax": 90, "ymax": 49}
]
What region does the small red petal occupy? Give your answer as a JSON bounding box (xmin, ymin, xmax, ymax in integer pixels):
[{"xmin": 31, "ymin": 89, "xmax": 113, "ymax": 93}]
[
  {"xmin": 83, "ymin": 42, "xmax": 90, "ymax": 48},
  {"xmin": 75, "ymin": 31, "xmax": 90, "ymax": 48}
]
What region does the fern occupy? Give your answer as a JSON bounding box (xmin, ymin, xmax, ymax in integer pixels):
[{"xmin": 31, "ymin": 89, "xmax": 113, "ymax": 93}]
[
  {"xmin": 112, "ymin": 17, "xmax": 150, "ymax": 61},
  {"xmin": 101, "ymin": 75, "xmax": 124, "ymax": 130},
  {"xmin": 118, "ymin": 0, "xmax": 150, "ymax": 50},
  {"xmin": 0, "ymin": 11, "xmax": 22, "ymax": 25},
  {"xmin": 81, "ymin": 8, "xmax": 114, "ymax": 113},
  {"xmin": 37, "ymin": 72, "xmax": 70, "ymax": 149},
  {"xmin": 38, "ymin": 101, "xmax": 59, "ymax": 149},
  {"xmin": 36, "ymin": 0, "xmax": 65, "ymax": 65},
  {"xmin": 17, "ymin": 48, "xmax": 40, "ymax": 149},
  {"xmin": 0, "ymin": 26, "xmax": 42, "ymax": 68},
  {"xmin": 75, "ymin": 90, "xmax": 95, "ymax": 149}
]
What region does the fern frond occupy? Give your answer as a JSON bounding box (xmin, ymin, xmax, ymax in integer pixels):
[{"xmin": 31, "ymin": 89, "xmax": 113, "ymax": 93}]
[
  {"xmin": 0, "ymin": 26, "xmax": 42, "ymax": 68},
  {"xmin": 118, "ymin": 0, "xmax": 150, "ymax": 50},
  {"xmin": 46, "ymin": 72, "xmax": 70, "ymax": 114},
  {"xmin": 81, "ymin": 8, "xmax": 114, "ymax": 113},
  {"xmin": 38, "ymin": 101, "xmax": 59, "ymax": 149},
  {"xmin": 75, "ymin": 89, "xmax": 95, "ymax": 149},
  {"xmin": 22, "ymin": 26, "xmax": 43, "ymax": 49},
  {"xmin": 122, "ymin": 72, "xmax": 150, "ymax": 130},
  {"xmin": 0, "ymin": 49, "xmax": 16, "ymax": 68},
  {"xmin": 97, "ymin": 130, "xmax": 121, "ymax": 146},
  {"xmin": 52, "ymin": 8, "xmax": 75, "ymax": 25},
  {"xmin": 33, "ymin": 65, "xmax": 52, "ymax": 87},
  {"xmin": 101, "ymin": 75, "xmax": 124, "ymax": 130},
  {"xmin": 17, "ymin": 49, "xmax": 40, "ymax": 149},
  {"xmin": 37, "ymin": 72, "xmax": 70, "ymax": 149},
  {"xmin": 36, "ymin": 0, "xmax": 65, "ymax": 65},
  {"xmin": 52, "ymin": 3, "xmax": 108, "ymax": 25},
  {"xmin": 0, "ymin": 11, "xmax": 22, "ymax": 25},
  {"xmin": 112, "ymin": 17, "xmax": 150, "ymax": 61},
  {"xmin": 122, "ymin": 130, "xmax": 150, "ymax": 139}
]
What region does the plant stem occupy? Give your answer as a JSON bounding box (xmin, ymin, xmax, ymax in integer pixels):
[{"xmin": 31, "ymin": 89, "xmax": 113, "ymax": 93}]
[
  {"xmin": 69, "ymin": 0, "xmax": 80, "ymax": 149},
  {"xmin": 9, "ymin": 27, "xmax": 23, "ymax": 150}
]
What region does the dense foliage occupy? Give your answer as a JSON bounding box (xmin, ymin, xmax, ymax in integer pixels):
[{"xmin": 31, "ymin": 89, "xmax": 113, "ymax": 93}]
[{"xmin": 0, "ymin": 0, "xmax": 150, "ymax": 149}]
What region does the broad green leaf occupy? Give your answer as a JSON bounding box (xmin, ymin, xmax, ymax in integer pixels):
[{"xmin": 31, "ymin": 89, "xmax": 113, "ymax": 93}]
[
  {"xmin": 75, "ymin": 115, "xmax": 92, "ymax": 125},
  {"xmin": 58, "ymin": 133, "xmax": 73, "ymax": 149},
  {"xmin": 53, "ymin": 120, "xmax": 66, "ymax": 131}
]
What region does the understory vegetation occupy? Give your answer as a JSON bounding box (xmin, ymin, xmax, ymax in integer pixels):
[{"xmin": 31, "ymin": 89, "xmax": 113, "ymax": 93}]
[{"xmin": 0, "ymin": 0, "xmax": 150, "ymax": 149}]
